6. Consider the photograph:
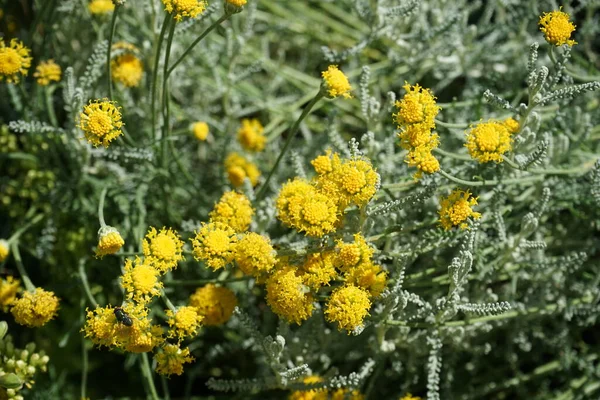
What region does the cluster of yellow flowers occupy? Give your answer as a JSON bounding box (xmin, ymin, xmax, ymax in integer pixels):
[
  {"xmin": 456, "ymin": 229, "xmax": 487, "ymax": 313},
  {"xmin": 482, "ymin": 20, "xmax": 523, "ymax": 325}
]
[
  {"xmin": 223, "ymin": 119, "xmax": 265, "ymax": 187},
  {"xmin": 0, "ymin": 38, "xmax": 61, "ymax": 85},
  {"xmin": 289, "ymin": 375, "xmax": 365, "ymax": 400}
]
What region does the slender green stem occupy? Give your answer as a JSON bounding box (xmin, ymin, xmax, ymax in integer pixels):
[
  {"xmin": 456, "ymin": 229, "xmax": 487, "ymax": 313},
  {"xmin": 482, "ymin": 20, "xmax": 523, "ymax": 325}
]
[
  {"xmin": 7, "ymin": 213, "xmax": 44, "ymax": 245},
  {"xmin": 10, "ymin": 243, "xmax": 36, "ymax": 292},
  {"xmin": 161, "ymin": 290, "xmax": 177, "ymax": 312},
  {"xmin": 161, "ymin": 18, "xmax": 176, "ymax": 167},
  {"xmin": 45, "ymin": 86, "xmax": 58, "ymax": 126},
  {"xmin": 161, "ymin": 375, "xmax": 171, "ymax": 400},
  {"xmin": 255, "ymin": 91, "xmax": 325, "ymax": 201},
  {"xmin": 79, "ymin": 260, "xmax": 99, "ymax": 307},
  {"xmin": 106, "ymin": 5, "xmax": 121, "ymax": 99},
  {"xmin": 151, "ymin": 13, "xmax": 170, "ymax": 140},
  {"xmin": 140, "ymin": 353, "xmax": 160, "ymax": 400},
  {"xmin": 98, "ymin": 186, "xmax": 108, "ymax": 228},
  {"xmin": 166, "ymin": 14, "xmax": 231, "ymax": 78},
  {"xmin": 164, "ymin": 276, "xmax": 252, "ymax": 286},
  {"xmin": 435, "ymin": 119, "xmax": 469, "ymax": 129},
  {"xmin": 439, "ymin": 169, "xmax": 545, "ymax": 187},
  {"xmin": 433, "ymin": 147, "xmax": 472, "ymax": 161}
]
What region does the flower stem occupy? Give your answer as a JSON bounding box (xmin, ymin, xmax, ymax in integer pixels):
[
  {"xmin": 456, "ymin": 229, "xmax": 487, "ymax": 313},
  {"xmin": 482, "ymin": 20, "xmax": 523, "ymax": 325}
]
[
  {"xmin": 160, "ymin": 290, "xmax": 177, "ymax": 312},
  {"xmin": 45, "ymin": 86, "xmax": 58, "ymax": 126},
  {"xmin": 140, "ymin": 353, "xmax": 160, "ymax": 400},
  {"xmin": 98, "ymin": 186, "xmax": 108, "ymax": 228},
  {"xmin": 106, "ymin": 4, "xmax": 120, "ymax": 100},
  {"xmin": 151, "ymin": 13, "xmax": 170, "ymax": 140},
  {"xmin": 161, "ymin": 18, "xmax": 176, "ymax": 168},
  {"xmin": 7, "ymin": 213, "xmax": 44, "ymax": 245},
  {"xmin": 79, "ymin": 260, "xmax": 99, "ymax": 307},
  {"xmin": 10, "ymin": 243, "xmax": 36, "ymax": 292},
  {"xmin": 255, "ymin": 91, "xmax": 325, "ymax": 201}
]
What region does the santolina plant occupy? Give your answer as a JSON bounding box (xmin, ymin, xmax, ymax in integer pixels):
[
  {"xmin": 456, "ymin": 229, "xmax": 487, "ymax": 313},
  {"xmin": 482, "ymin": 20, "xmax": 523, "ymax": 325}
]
[{"xmin": 1, "ymin": 1, "xmax": 599, "ymax": 399}]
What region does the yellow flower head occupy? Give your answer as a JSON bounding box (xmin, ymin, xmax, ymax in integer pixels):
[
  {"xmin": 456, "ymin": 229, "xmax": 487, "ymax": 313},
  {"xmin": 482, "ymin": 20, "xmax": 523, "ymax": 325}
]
[
  {"xmin": 321, "ymin": 65, "xmax": 352, "ymax": 99},
  {"xmin": 0, "ymin": 38, "xmax": 32, "ymax": 83},
  {"xmin": 78, "ymin": 99, "xmax": 124, "ymax": 148},
  {"xmin": 0, "ymin": 276, "xmax": 20, "ymax": 312},
  {"xmin": 89, "ymin": 0, "xmax": 115, "ymax": 14},
  {"xmin": 289, "ymin": 375, "xmax": 327, "ymax": 400},
  {"xmin": 225, "ymin": 152, "xmax": 261, "ymax": 187},
  {"xmin": 324, "ymin": 285, "xmax": 370, "ymax": 333},
  {"xmin": 155, "ymin": 343, "xmax": 195, "ymax": 376},
  {"xmin": 192, "ymin": 121, "xmax": 209, "ymax": 141},
  {"xmin": 209, "ymin": 191, "xmax": 254, "ymax": 233},
  {"xmin": 237, "ymin": 118, "xmax": 266, "ymax": 152},
  {"xmin": 0, "ymin": 239, "xmax": 9, "ymax": 262},
  {"xmin": 335, "ymin": 233, "xmax": 374, "ymax": 272},
  {"xmin": 345, "ymin": 262, "xmax": 387, "ymax": 298},
  {"xmin": 439, "ymin": 189, "xmax": 482, "ymax": 230},
  {"xmin": 162, "ymin": 0, "xmax": 207, "ymax": 22},
  {"xmin": 394, "ymin": 82, "xmax": 440, "ymax": 130},
  {"xmin": 191, "ymin": 222, "xmax": 238, "ymax": 270},
  {"xmin": 398, "ymin": 125, "xmax": 439, "ymax": 151},
  {"xmin": 83, "ymin": 305, "xmax": 120, "ymax": 348},
  {"xmin": 465, "ymin": 120, "xmax": 512, "ymax": 163},
  {"xmin": 405, "ymin": 142, "xmax": 440, "ymax": 179},
  {"xmin": 331, "ymin": 389, "xmax": 365, "ymax": 400},
  {"xmin": 266, "ymin": 266, "xmax": 314, "ymax": 325},
  {"xmin": 276, "ymin": 179, "xmax": 339, "ymax": 237},
  {"xmin": 166, "ymin": 306, "xmax": 203, "ymax": 341},
  {"xmin": 503, "ymin": 117, "xmax": 520, "ymax": 134},
  {"xmin": 95, "ymin": 226, "xmax": 125, "ymax": 258},
  {"xmin": 299, "ymin": 252, "xmax": 337, "ymax": 290},
  {"xmin": 11, "ymin": 288, "xmax": 60, "ymax": 328},
  {"xmin": 539, "ymin": 8, "xmax": 577, "ymax": 46},
  {"xmin": 142, "ymin": 227, "xmax": 185, "ymax": 273},
  {"xmin": 226, "ymin": 0, "xmax": 247, "ymax": 7},
  {"xmin": 121, "ymin": 257, "xmax": 163, "ymax": 304},
  {"xmin": 125, "ymin": 323, "xmax": 165, "ymax": 353},
  {"xmin": 189, "ymin": 284, "xmax": 237, "ymax": 326},
  {"xmin": 34, "ymin": 59, "xmax": 61, "ymax": 86},
  {"xmin": 311, "ymin": 150, "xmax": 334, "ymax": 175},
  {"xmin": 234, "ymin": 232, "xmax": 277, "ymax": 278},
  {"xmin": 112, "ymin": 53, "xmax": 143, "ymax": 87},
  {"xmin": 399, "ymin": 394, "xmax": 422, "ymax": 400}
]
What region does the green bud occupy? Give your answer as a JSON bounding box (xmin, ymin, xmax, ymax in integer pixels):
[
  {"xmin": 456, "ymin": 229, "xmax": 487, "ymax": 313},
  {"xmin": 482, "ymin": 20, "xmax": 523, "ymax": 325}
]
[{"xmin": 0, "ymin": 373, "xmax": 23, "ymax": 390}]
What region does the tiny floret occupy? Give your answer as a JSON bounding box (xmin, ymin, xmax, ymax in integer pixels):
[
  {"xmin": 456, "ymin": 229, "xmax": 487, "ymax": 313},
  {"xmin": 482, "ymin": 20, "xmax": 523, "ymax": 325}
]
[
  {"xmin": 324, "ymin": 285, "xmax": 371, "ymax": 333},
  {"xmin": 11, "ymin": 288, "xmax": 60, "ymax": 328},
  {"xmin": 539, "ymin": 8, "xmax": 577, "ymax": 47},
  {"xmin": 162, "ymin": 0, "xmax": 207, "ymax": 22},
  {"xmin": 192, "ymin": 121, "xmax": 209, "ymax": 141},
  {"xmin": 95, "ymin": 225, "xmax": 125, "ymax": 258},
  {"xmin": 166, "ymin": 306, "xmax": 203, "ymax": 341},
  {"xmin": 191, "ymin": 222, "xmax": 238, "ymax": 270},
  {"xmin": 0, "ymin": 38, "xmax": 32, "ymax": 83},
  {"xmin": 34, "ymin": 60, "xmax": 62, "ymax": 86},
  {"xmin": 209, "ymin": 191, "xmax": 254, "ymax": 233},
  {"xmin": 321, "ymin": 65, "xmax": 352, "ymax": 99},
  {"xmin": 237, "ymin": 118, "xmax": 266, "ymax": 152},
  {"xmin": 155, "ymin": 343, "xmax": 195, "ymax": 376},
  {"xmin": 189, "ymin": 284, "xmax": 237, "ymax": 326},
  {"xmin": 465, "ymin": 120, "xmax": 513, "ymax": 163},
  {"xmin": 143, "ymin": 227, "xmax": 185, "ymax": 273},
  {"xmin": 439, "ymin": 189, "xmax": 482, "ymax": 230},
  {"xmin": 78, "ymin": 99, "xmax": 124, "ymax": 148}
]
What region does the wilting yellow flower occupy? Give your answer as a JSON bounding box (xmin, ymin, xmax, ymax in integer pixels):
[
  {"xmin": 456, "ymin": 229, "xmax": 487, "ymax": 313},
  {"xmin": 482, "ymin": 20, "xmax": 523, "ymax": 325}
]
[
  {"xmin": 234, "ymin": 233, "xmax": 277, "ymax": 278},
  {"xmin": 162, "ymin": 0, "xmax": 207, "ymax": 22},
  {"xmin": 142, "ymin": 227, "xmax": 185, "ymax": 273},
  {"xmin": 237, "ymin": 118, "xmax": 266, "ymax": 152},
  {"xmin": 209, "ymin": 191, "xmax": 254, "ymax": 233},
  {"xmin": 345, "ymin": 262, "xmax": 387, "ymax": 298},
  {"xmin": 439, "ymin": 189, "xmax": 482, "ymax": 230},
  {"xmin": 225, "ymin": 152, "xmax": 261, "ymax": 187},
  {"xmin": 321, "ymin": 65, "xmax": 352, "ymax": 99},
  {"xmin": 276, "ymin": 178, "xmax": 338, "ymax": 237},
  {"xmin": 266, "ymin": 266, "xmax": 314, "ymax": 325},
  {"xmin": 335, "ymin": 233, "xmax": 374, "ymax": 272},
  {"xmin": 191, "ymin": 222, "xmax": 238, "ymax": 270},
  {"xmin": 88, "ymin": 0, "xmax": 115, "ymax": 14},
  {"xmin": 192, "ymin": 121, "xmax": 209, "ymax": 141},
  {"xmin": 95, "ymin": 226, "xmax": 124, "ymax": 258},
  {"xmin": 299, "ymin": 252, "xmax": 337, "ymax": 290},
  {"xmin": 289, "ymin": 375, "xmax": 327, "ymax": 400},
  {"xmin": 539, "ymin": 8, "xmax": 577, "ymax": 47},
  {"xmin": 78, "ymin": 99, "xmax": 124, "ymax": 148},
  {"xmin": 324, "ymin": 285, "xmax": 370, "ymax": 333},
  {"xmin": 465, "ymin": 120, "xmax": 512, "ymax": 163},
  {"xmin": 112, "ymin": 53, "xmax": 143, "ymax": 87},
  {"xmin": 166, "ymin": 306, "xmax": 203, "ymax": 341},
  {"xmin": 0, "ymin": 239, "xmax": 9, "ymax": 262},
  {"xmin": 189, "ymin": 284, "xmax": 237, "ymax": 326},
  {"xmin": 121, "ymin": 257, "xmax": 162, "ymax": 304},
  {"xmin": 155, "ymin": 343, "xmax": 195, "ymax": 376},
  {"xmin": 0, "ymin": 38, "xmax": 32, "ymax": 83},
  {"xmin": 0, "ymin": 276, "xmax": 20, "ymax": 312},
  {"xmin": 11, "ymin": 288, "xmax": 60, "ymax": 328},
  {"xmin": 34, "ymin": 60, "xmax": 62, "ymax": 86}
]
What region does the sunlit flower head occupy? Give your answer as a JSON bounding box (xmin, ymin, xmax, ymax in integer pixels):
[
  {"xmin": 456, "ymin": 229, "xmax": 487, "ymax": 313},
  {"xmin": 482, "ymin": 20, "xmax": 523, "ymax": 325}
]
[
  {"xmin": 192, "ymin": 121, "xmax": 209, "ymax": 141},
  {"xmin": 112, "ymin": 53, "xmax": 143, "ymax": 87},
  {"xmin": 95, "ymin": 225, "xmax": 124, "ymax": 258},
  {"xmin": 234, "ymin": 232, "xmax": 277, "ymax": 278},
  {"xmin": 162, "ymin": 0, "xmax": 207, "ymax": 22},
  {"xmin": 121, "ymin": 257, "xmax": 162, "ymax": 304},
  {"xmin": 539, "ymin": 8, "xmax": 577, "ymax": 47},
  {"xmin": 78, "ymin": 99, "xmax": 124, "ymax": 148},
  {"xmin": 189, "ymin": 284, "xmax": 237, "ymax": 326},
  {"xmin": 465, "ymin": 120, "xmax": 512, "ymax": 163},
  {"xmin": 394, "ymin": 82, "xmax": 440, "ymax": 131},
  {"xmin": 237, "ymin": 118, "xmax": 266, "ymax": 152},
  {"xmin": 345, "ymin": 262, "xmax": 387, "ymax": 298},
  {"xmin": 34, "ymin": 60, "xmax": 62, "ymax": 86},
  {"xmin": 405, "ymin": 142, "xmax": 440, "ymax": 179},
  {"xmin": 88, "ymin": 0, "xmax": 115, "ymax": 14},
  {"xmin": 191, "ymin": 222, "xmax": 238, "ymax": 271},
  {"xmin": 0, "ymin": 38, "xmax": 32, "ymax": 83},
  {"xmin": 11, "ymin": 288, "xmax": 60, "ymax": 328},
  {"xmin": 266, "ymin": 266, "xmax": 314, "ymax": 325},
  {"xmin": 155, "ymin": 343, "xmax": 195, "ymax": 376},
  {"xmin": 324, "ymin": 285, "xmax": 370, "ymax": 333},
  {"xmin": 209, "ymin": 191, "xmax": 254, "ymax": 233},
  {"xmin": 335, "ymin": 233, "xmax": 374, "ymax": 272},
  {"xmin": 299, "ymin": 252, "xmax": 337, "ymax": 290},
  {"xmin": 166, "ymin": 306, "xmax": 203, "ymax": 341},
  {"xmin": 142, "ymin": 227, "xmax": 185, "ymax": 273},
  {"xmin": 0, "ymin": 276, "xmax": 20, "ymax": 312},
  {"xmin": 439, "ymin": 189, "xmax": 482, "ymax": 230},
  {"xmin": 321, "ymin": 65, "xmax": 352, "ymax": 99}
]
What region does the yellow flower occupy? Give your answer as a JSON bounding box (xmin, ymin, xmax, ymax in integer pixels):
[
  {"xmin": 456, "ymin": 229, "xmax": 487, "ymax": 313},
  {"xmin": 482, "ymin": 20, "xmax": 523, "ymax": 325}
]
[
  {"xmin": 398, "ymin": 125, "xmax": 439, "ymax": 151},
  {"xmin": 266, "ymin": 266, "xmax": 314, "ymax": 325},
  {"xmin": 539, "ymin": 8, "xmax": 577, "ymax": 46},
  {"xmin": 112, "ymin": 53, "xmax": 143, "ymax": 87},
  {"xmin": 225, "ymin": 0, "xmax": 247, "ymax": 7},
  {"xmin": 345, "ymin": 262, "xmax": 387, "ymax": 298},
  {"xmin": 192, "ymin": 121, "xmax": 209, "ymax": 141},
  {"xmin": 191, "ymin": 222, "xmax": 238, "ymax": 271},
  {"xmin": 321, "ymin": 65, "xmax": 352, "ymax": 99},
  {"xmin": 121, "ymin": 257, "xmax": 162, "ymax": 304},
  {"xmin": 78, "ymin": 99, "xmax": 124, "ymax": 148},
  {"xmin": 209, "ymin": 191, "xmax": 254, "ymax": 233},
  {"xmin": 299, "ymin": 252, "xmax": 337, "ymax": 290},
  {"xmin": 166, "ymin": 306, "xmax": 203, "ymax": 341},
  {"xmin": 95, "ymin": 226, "xmax": 124, "ymax": 258},
  {"xmin": 324, "ymin": 285, "xmax": 370, "ymax": 333},
  {"xmin": 0, "ymin": 239, "xmax": 9, "ymax": 262},
  {"xmin": 311, "ymin": 151, "xmax": 334, "ymax": 175},
  {"xmin": 237, "ymin": 118, "xmax": 266, "ymax": 152},
  {"xmin": 289, "ymin": 375, "xmax": 327, "ymax": 400},
  {"xmin": 189, "ymin": 284, "xmax": 237, "ymax": 326},
  {"xmin": 162, "ymin": 0, "xmax": 207, "ymax": 22},
  {"xmin": 125, "ymin": 323, "xmax": 165, "ymax": 353},
  {"xmin": 88, "ymin": 0, "xmax": 115, "ymax": 14},
  {"xmin": 405, "ymin": 142, "xmax": 440, "ymax": 179},
  {"xmin": 335, "ymin": 233, "xmax": 374, "ymax": 272},
  {"xmin": 155, "ymin": 343, "xmax": 195, "ymax": 376},
  {"xmin": 0, "ymin": 276, "xmax": 20, "ymax": 312},
  {"xmin": 142, "ymin": 227, "xmax": 185, "ymax": 273},
  {"xmin": 83, "ymin": 305, "xmax": 120, "ymax": 348},
  {"xmin": 503, "ymin": 117, "xmax": 520, "ymax": 134},
  {"xmin": 276, "ymin": 179, "xmax": 338, "ymax": 237},
  {"xmin": 0, "ymin": 38, "xmax": 32, "ymax": 83},
  {"xmin": 399, "ymin": 394, "xmax": 422, "ymax": 400},
  {"xmin": 465, "ymin": 120, "xmax": 512, "ymax": 163},
  {"xmin": 331, "ymin": 389, "xmax": 365, "ymax": 400},
  {"xmin": 225, "ymin": 152, "xmax": 261, "ymax": 187},
  {"xmin": 34, "ymin": 60, "xmax": 61, "ymax": 86},
  {"xmin": 439, "ymin": 189, "xmax": 482, "ymax": 230},
  {"xmin": 11, "ymin": 288, "xmax": 60, "ymax": 328},
  {"xmin": 394, "ymin": 82, "xmax": 440, "ymax": 131},
  {"xmin": 234, "ymin": 233, "xmax": 277, "ymax": 278}
]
